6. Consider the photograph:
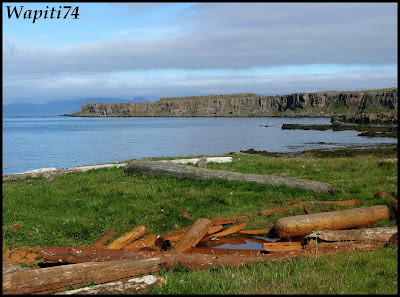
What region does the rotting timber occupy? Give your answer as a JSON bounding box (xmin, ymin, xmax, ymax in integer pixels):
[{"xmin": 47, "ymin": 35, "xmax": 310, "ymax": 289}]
[{"xmin": 123, "ymin": 159, "xmax": 334, "ymax": 194}]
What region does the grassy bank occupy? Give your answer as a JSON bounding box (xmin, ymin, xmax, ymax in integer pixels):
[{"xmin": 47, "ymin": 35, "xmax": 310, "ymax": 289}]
[{"xmin": 2, "ymin": 153, "xmax": 398, "ymax": 294}]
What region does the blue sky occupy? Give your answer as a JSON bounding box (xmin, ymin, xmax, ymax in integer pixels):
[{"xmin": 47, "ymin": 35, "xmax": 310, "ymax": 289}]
[{"xmin": 2, "ymin": 2, "xmax": 398, "ymax": 104}]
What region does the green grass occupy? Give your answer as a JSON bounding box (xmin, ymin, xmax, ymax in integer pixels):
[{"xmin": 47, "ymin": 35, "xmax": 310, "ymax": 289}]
[{"xmin": 2, "ymin": 154, "xmax": 398, "ymax": 294}]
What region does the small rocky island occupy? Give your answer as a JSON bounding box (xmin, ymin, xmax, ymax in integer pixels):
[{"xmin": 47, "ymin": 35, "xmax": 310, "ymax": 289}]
[{"xmin": 65, "ymin": 88, "xmax": 397, "ymax": 123}]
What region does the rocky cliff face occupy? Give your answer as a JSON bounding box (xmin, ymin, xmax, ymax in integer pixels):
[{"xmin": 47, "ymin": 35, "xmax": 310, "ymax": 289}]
[{"xmin": 73, "ymin": 88, "xmax": 397, "ymax": 118}]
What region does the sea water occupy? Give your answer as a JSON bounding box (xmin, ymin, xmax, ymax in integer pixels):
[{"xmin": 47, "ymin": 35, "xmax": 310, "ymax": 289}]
[{"xmin": 2, "ymin": 116, "xmax": 396, "ymax": 174}]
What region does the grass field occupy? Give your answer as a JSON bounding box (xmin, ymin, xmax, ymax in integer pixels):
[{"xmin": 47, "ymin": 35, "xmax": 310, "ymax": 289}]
[{"xmin": 2, "ymin": 153, "xmax": 398, "ymax": 294}]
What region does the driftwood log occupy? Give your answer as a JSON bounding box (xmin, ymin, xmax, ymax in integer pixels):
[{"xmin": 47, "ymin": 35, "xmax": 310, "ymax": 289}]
[
  {"xmin": 124, "ymin": 160, "xmax": 334, "ymax": 194},
  {"xmin": 41, "ymin": 246, "xmax": 273, "ymax": 270},
  {"xmin": 2, "ymin": 258, "xmax": 161, "ymax": 295},
  {"xmin": 90, "ymin": 230, "xmax": 115, "ymax": 248},
  {"xmin": 124, "ymin": 234, "xmax": 160, "ymax": 251},
  {"xmin": 273, "ymin": 205, "xmax": 390, "ymax": 238},
  {"xmin": 155, "ymin": 225, "xmax": 192, "ymax": 250},
  {"xmin": 55, "ymin": 275, "xmax": 166, "ymax": 295},
  {"xmin": 306, "ymin": 227, "xmax": 398, "ymax": 243},
  {"xmin": 173, "ymin": 218, "xmax": 212, "ymax": 252},
  {"xmin": 106, "ymin": 226, "xmax": 147, "ymax": 249},
  {"xmin": 213, "ymin": 216, "xmax": 251, "ymax": 225}
]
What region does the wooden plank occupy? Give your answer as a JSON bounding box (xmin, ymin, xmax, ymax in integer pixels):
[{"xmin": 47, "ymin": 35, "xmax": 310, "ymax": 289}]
[
  {"xmin": 2, "ymin": 258, "xmax": 161, "ymax": 295},
  {"xmin": 209, "ymin": 223, "xmax": 247, "ymax": 239},
  {"xmin": 212, "ymin": 216, "xmax": 250, "ymax": 225},
  {"xmin": 262, "ymin": 242, "xmax": 303, "ymax": 252},
  {"xmin": 90, "ymin": 230, "xmax": 115, "ymax": 248},
  {"xmin": 173, "ymin": 218, "xmax": 212, "ymax": 252},
  {"xmin": 124, "ymin": 160, "xmax": 335, "ymax": 194},
  {"xmin": 123, "ymin": 234, "xmax": 160, "ymax": 251},
  {"xmin": 106, "ymin": 226, "xmax": 147, "ymax": 249},
  {"xmin": 206, "ymin": 225, "xmax": 224, "ymax": 235},
  {"xmin": 155, "ymin": 225, "xmax": 192, "ymax": 250},
  {"xmin": 273, "ymin": 205, "xmax": 390, "ymax": 238},
  {"xmin": 55, "ymin": 275, "xmax": 166, "ymax": 295},
  {"xmin": 238, "ymin": 229, "xmax": 271, "ymax": 235}
]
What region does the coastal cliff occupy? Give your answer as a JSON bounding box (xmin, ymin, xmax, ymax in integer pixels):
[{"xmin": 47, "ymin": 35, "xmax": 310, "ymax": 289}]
[{"xmin": 68, "ymin": 88, "xmax": 397, "ymax": 119}]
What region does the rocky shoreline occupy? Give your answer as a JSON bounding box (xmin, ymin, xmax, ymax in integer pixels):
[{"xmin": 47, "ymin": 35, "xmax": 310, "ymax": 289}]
[{"xmin": 64, "ymin": 88, "xmax": 397, "ymax": 120}]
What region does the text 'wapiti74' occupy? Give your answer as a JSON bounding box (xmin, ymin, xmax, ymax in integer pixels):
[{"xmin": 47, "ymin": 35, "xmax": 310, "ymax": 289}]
[{"xmin": 6, "ymin": 6, "xmax": 80, "ymax": 23}]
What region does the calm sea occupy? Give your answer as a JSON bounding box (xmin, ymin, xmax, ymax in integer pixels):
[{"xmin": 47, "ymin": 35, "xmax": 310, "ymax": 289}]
[{"xmin": 2, "ymin": 116, "xmax": 396, "ymax": 174}]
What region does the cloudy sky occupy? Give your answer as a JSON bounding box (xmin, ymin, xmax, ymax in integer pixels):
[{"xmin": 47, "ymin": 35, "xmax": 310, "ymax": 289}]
[{"xmin": 2, "ymin": 2, "xmax": 397, "ymax": 104}]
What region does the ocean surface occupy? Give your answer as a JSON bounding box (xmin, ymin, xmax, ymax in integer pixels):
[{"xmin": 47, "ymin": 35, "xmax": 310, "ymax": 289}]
[{"xmin": 2, "ymin": 116, "xmax": 396, "ymax": 175}]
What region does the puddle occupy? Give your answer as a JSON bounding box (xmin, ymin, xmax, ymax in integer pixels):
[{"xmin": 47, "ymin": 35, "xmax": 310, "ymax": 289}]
[{"xmin": 197, "ymin": 234, "xmax": 305, "ymax": 252}]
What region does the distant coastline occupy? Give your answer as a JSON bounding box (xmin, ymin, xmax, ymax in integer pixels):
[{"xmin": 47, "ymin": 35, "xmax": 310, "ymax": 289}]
[{"xmin": 64, "ymin": 88, "xmax": 397, "ymax": 121}]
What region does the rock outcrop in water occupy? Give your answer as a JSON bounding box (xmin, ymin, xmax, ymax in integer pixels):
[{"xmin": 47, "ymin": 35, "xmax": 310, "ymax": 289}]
[{"xmin": 67, "ymin": 88, "xmax": 397, "ymax": 119}]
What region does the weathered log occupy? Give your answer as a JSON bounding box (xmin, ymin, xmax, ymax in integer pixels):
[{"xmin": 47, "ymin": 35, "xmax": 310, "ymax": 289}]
[
  {"xmin": 259, "ymin": 205, "xmax": 301, "ymax": 216},
  {"xmin": 374, "ymin": 191, "xmax": 395, "ymax": 200},
  {"xmin": 90, "ymin": 230, "xmax": 115, "ymax": 248},
  {"xmin": 270, "ymin": 198, "xmax": 359, "ymax": 206},
  {"xmin": 2, "ymin": 224, "xmax": 22, "ymax": 231},
  {"xmin": 55, "ymin": 275, "xmax": 166, "ymax": 295},
  {"xmin": 179, "ymin": 210, "xmax": 194, "ymax": 219},
  {"xmin": 2, "ymin": 257, "xmax": 161, "ymax": 295},
  {"xmin": 124, "ymin": 160, "xmax": 334, "ymax": 194},
  {"xmin": 238, "ymin": 229, "xmax": 271, "ymax": 235},
  {"xmin": 173, "ymin": 218, "xmax": 212, "ymax": 252},
  {"xmin": 306, "ymin": 227, "xmax": 398, "ymax": 243},
  {"xmin": 305, "ymin": 239, "xmax": 387, "ymax": 251},
  {"xmin": 41, "ymin": 246, "xmax": 273, "ymax": 270},
  {"xmin": 208, "ymin": 223, "xmax": 247, "ymax": 239},
  {"xmin": 106, "ymin": 226, "xmax": 147, "ymax": 249},
  {"xmin": 273, "ymin": 205, "xmax": 390, "ymax": 238},
  {"xmin": 377, "ymin": 158, "xmax": 397, "ymax": 164},
  {"xmin": 262, "ymin": 242, "xmax": 303, "ymax": 252},
  {"xmin": 206, "ymin": 225, "xmax": 224, "ymax": 235},
  {"xmin": 124, "ymin": 234, "xmax": 160, "ymax": 251},
  {"xmin": 212, "ymin": 215, "xmax": 250, "ymax": 225},
  {"xmin": 155, "ymin": 225, "xmax": 192, "ymax": 250},
  {"xmin": 190, "ymin": 247, "xmax": 265, "ymax": 257}
]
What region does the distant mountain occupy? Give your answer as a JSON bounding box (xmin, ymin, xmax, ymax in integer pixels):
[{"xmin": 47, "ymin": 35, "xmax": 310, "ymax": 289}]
[{"xmin": 2, "ymin": 97, "xmax": 149, "ymax": 116}]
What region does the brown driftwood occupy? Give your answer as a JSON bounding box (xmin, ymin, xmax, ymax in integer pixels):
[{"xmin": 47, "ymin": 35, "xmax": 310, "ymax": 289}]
[
  {"xmin": 55, "ymin": 275, "xmax": 166, "ymax": 295},
  {"xmin": 155, "ymin": 225, "xmax": 192, "ymax": 250},
  {"xmin": 259, "ymin": 205, "xmax": 301, "ymax": 216},
  {"xmin": 2, "ymin": 224, "xmax": 22, "ymax": 231},
  {"xmin": 262, "ymin": 242, "xmax": 303, "ymax": 252},
  {"xmin": 273, "ymin": 205, "xmax": 390, "ymax": 238},
  {"xmin": 41, "ymin": 246, "xmax": 272, "ymax": 270},
  {"xmin": 179, "ymin": 210, "xmax": 194, "ymax": 219},
  {"xmin": 213, "ymin": 215, "xmax": 250, "ymax": 225},
  {"xmin": 270, "ymin": 198, "xmax": 359, "ymax": 206},
  {"xmin": 2, "ymin": 258, "xmax": 161, "ymax": 295},
  {"xmin": 377, "ymin": 158, "xmax": 397, "ymax": 164},
  {"xmin": 305, "ymin": 239, "xmax": 387, "ymax": 251},
  {"xmin": 106, "ymin": 226, "xmax": 147, "ymax": 249},
  {"xmin": 190, "ymin": 247, "xmax": 265, "ymax": 256},
  {"xmin": 173, "ymin": 218, "xmax": 212, "ymax": 252},
  {"xmin": 207, "ymin": 225, "xmax": 224, "ymax": 235},
  {"xmin": 123, "ymin": 234, "xmax": 160, "ymax": 251},
  {"xmin": 41, "ymin": 241, "xmax": 389, "ymax": 271},
  {"xmin": 124, "ymin": 160, "xmax": 334, "ymax": 194},
  {"xmin": 90, "ymin": 230, "xmax": 115, "ymax": 248},
  {"xmin": 209, "ymin": 223, "xmax": 247, "ymax": 239},
  {"xmin": 306, "ymin": 227, "xmax": 398, "ymax": 243},
  {"xmin": 238, "ymin": 229, "xmax": 271, "ymax": 235},
  {"xmin": 200, "ymin": 237, "xmax": 248, "ymax": 245}
]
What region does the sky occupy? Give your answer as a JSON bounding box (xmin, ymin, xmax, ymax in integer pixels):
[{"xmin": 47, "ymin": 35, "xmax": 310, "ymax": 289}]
[{"xmin": 2, "ymin": 2, "xmax": 398, "ymax": 104}]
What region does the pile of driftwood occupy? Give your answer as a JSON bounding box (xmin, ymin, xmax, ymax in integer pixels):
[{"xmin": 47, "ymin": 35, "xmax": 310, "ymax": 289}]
[{"xmin": 3, "ymin": 200, "xmax": 397, "ymax": 295}]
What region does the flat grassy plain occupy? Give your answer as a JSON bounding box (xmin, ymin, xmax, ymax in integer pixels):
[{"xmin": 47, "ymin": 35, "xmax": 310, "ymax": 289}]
[{"xmin": 2, "ymin": 153, "xmax": 398, "ymax": 294}]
